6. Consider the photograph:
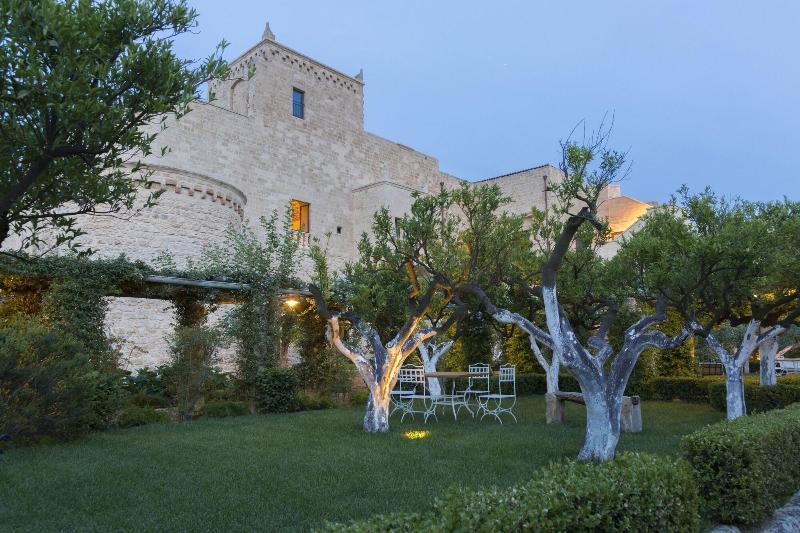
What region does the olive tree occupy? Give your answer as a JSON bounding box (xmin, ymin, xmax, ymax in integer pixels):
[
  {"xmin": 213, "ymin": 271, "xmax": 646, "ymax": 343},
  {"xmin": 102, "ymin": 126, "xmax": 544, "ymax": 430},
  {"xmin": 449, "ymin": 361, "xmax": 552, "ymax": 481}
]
[
  {"xmin": 310, "ymin": 184, "xmax": 519, "ymax": 432},
  {"xmin": 621, "ymin": 192, "xmax": 800, "ymax": 418},
  {"xmin": 470, "ymin": 124, "xmax": 691, "ymax": 461},
  {"xmin": 0, "ymin": 0, "xmax": 229, "ymax": 254}
]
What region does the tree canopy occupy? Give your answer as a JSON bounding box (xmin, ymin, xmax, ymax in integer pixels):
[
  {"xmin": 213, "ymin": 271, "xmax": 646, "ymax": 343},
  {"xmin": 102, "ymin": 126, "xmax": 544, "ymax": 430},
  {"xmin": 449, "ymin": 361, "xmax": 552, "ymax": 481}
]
[{"xmin": 0, "ymin": 0, "xmax": 228, "ymax": 254}]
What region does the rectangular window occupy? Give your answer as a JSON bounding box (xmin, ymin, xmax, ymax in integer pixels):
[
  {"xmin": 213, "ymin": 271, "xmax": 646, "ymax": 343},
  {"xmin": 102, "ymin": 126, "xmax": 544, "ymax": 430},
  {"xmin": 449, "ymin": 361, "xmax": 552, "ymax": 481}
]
[
  {"xmin": 394, "ymin": 217, "xmax": 402, "ymax": 238},
  {"xmin": 292, "ymin": 88, "xmax": 304, "ymax": 119},
  {"xmin": 291, "ymin": 199, "xmax": 310, "ymax": 233}
]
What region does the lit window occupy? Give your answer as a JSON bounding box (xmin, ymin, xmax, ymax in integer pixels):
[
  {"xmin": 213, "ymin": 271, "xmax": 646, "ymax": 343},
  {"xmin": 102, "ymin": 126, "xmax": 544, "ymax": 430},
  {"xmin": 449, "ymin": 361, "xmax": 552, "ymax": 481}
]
[
  {"xmin": 292, "ymin": 88, "xmax": 304, "ymax": 119},
  {"xmin": 291, "ymin": 199, "xmax": 310, "ymax": 233}
]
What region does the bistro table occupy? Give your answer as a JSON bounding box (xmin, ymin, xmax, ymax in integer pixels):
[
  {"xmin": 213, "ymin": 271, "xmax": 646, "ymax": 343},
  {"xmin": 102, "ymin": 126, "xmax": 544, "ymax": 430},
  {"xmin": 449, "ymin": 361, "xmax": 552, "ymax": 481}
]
[{"xmin": 423, "ymin": 371, "xmax": 499, "ymax": 420}]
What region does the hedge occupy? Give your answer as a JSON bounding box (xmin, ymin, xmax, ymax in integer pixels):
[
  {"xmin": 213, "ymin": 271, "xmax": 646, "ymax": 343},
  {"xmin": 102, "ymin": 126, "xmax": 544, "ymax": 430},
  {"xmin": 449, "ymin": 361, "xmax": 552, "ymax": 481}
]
[
  {"xmin": 682, "ymin": 403, "xmax": 800, "ymax": 525},
  {"xmin": 640, "ymin": 376, "xmax": 714, "ymax": 402},
  {"xmin": 708, "ymin": 382, "xmax": 800, "ymax": 414},
  {"xmin": 321, "ymin": 453, "xmax": 699, "ymax": 532},
  {"xmin": 516, "ymin": 373, "xmax": 580, "ymax": 395}
]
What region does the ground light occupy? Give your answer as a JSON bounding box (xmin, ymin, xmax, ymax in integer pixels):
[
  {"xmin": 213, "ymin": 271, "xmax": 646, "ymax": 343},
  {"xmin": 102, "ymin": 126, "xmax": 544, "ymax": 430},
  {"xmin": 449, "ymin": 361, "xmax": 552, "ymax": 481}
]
[{"xmin": 402, "ymin": 430, "xmax": 431, "ymax": 440}]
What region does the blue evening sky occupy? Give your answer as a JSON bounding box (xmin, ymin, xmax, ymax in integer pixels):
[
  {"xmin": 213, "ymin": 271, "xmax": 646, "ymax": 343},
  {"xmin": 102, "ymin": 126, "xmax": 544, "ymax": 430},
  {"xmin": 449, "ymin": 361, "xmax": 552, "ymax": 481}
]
[{"xmin": 175, "ymin": 1, "xmax": 799, "ymax": 203}]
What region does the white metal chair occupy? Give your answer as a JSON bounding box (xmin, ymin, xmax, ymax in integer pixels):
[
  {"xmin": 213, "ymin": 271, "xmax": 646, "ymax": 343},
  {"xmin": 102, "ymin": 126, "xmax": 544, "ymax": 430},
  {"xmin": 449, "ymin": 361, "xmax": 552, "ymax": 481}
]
[
  {"xmin": 430, "ymin": 379, "xmax": 472, "ymax": 421},
  {"xmin": 398, "ymin": 366, "xmax": 437, "ymax": 423},
  {"xmin": 390, "ymin": 366, "xmax": 416, "ymax": 416},
  {"xmin": 478, "ymin": 364, "xmax": 517, "ymax": 423},
  {"xmin": 457, "ymin": 363, "xmax": 490, "ymax": 415}
]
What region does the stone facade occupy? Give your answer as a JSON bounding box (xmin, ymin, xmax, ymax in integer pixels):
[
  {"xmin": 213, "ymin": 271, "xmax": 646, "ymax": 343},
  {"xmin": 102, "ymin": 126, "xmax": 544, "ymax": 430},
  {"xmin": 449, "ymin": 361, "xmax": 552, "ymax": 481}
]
[{"xmin": 26, "ymin": 26, "xmax": 651, "ymax": 369}]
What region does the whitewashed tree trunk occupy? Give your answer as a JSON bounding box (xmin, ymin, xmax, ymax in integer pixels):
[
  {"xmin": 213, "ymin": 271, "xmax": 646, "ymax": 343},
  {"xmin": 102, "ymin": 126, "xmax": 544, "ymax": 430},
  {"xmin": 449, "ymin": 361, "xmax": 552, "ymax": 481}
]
[
  {"xmin": 310, "ymin": 284, "xmax": 464, "ymax": 433},
  {"xmin": 759, "ymin": 330, "xmax": 780, "ymax": 386},
  {"xmin": 363, "ymin": 389, "xmax": 391, "ymax": 432},
  {"xmin": 701, "ymin": 319, "xmax": 786, "ymax": 420},
  {"xmin": 543, "ymin": 287, "xmax": 689, "ymax": 461},
  {"xmin": 418, "ymin": 340, "xmax": 454, "ymax": 397}
]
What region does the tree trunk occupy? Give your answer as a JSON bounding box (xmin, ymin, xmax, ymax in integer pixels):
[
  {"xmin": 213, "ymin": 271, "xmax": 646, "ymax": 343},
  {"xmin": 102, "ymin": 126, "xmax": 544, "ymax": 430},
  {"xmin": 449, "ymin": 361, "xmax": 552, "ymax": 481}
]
[
  {"xmin": 724, "ymin": 363, "xmax": 746, "ymax": 419},
  {"xmin": 422, "ymin": 359, "xmax": 442, "ymax": 397},
  {"xmin": 363, "ymin": 390, "xmax": 390, "ymax": 433},
  {"xmin": 578, "ymin": 388, "xmax": 620, "ymax": 462},
  {"xmin": 760, "ymin": 334, "xmax": 779, "ymax": 386},
  {"xmin": 545, "ymin": 360, "xmax": 560, "ymax": 394}
]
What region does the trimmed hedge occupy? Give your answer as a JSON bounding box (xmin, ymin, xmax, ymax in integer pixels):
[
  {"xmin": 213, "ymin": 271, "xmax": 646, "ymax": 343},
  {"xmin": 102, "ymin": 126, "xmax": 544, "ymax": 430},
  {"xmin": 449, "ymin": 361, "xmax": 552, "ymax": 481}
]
[
  {"xmin": 682, "ymin": 403, "xmax": 800, "ymax": 525},
  {"xmin": 516, "ymin": 373, "xmax": 580, "ymax": 395},
  {"xmin": 641, "ymin": 377, "xmax": 715, "ymax": 402},
  {"xmin": 321, "ymin": 453, "xmax": 699, "ymax": 532},
  {"xmin": 708, "ymin": 381, "xmax": 800, "ymax": 414}
]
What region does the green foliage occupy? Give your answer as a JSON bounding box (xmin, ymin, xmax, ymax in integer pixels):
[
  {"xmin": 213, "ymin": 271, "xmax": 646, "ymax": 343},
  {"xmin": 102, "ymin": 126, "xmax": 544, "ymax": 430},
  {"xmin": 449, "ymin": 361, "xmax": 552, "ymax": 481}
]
[
  {"xmin": 294, "ymin": 306, "xmax": 353, "ymax": 395},
  {"xmin": 128, "ymin": 391, "xmax": 167, "ymax": 408},
  {"xmin": 297, "ymin": 391, "xmax": 336, "ymax": 411},
  {"xmin": 116, "ymin": 406, "xmax": 169, "ymax": 428},
  {"xmin": 0, "ymin": 0, "xmax": 229, "ymax": 252},
  {"xmin": 708, "ymin": 382, "xmax": 800, "ymax": 414},
  {"xmin": 0, "ymin": 255, "xmax": 153, "ymax": 363},
  {"xmin": 254, "ymin": 368, "xmax": 298, "ymax": 413},
  {"xmin": 323, "ymin": 453, "xmax": 699, "ymax": 533},
  {"xmin": 203, "ymin": 400, "xmax": 248, "ymax": 418},
  {"xmin": 442, "ymin": 316, "xmax": 495, "ymax": 371},
  {"xmin": 0, "ymin": 321, "xmax": 125, "ymax": 443},
  {"xmin": 515, "ymin": 373, "xmax": 581, "ymax": 395},
  {"xmin": 502, "ymin": 328, "xmax": 542, "ymax": 374},
  {"xmin": 642, "ymin": 377, "xmax": 714, "ymax": 402},
  {"xmin": 165, "ymin": 326, "xmax": 222, "ymax": 420},
  {"xmin": 349, "ymin": 388, "xmax": 369, "ymax": 406},
  {"xmin": 682, "ymin": 403, "xmax": 800, "ymax": 524},
  {"xmin": 199, "ymin": 208, "xmax": 302, "ymax": 391}
]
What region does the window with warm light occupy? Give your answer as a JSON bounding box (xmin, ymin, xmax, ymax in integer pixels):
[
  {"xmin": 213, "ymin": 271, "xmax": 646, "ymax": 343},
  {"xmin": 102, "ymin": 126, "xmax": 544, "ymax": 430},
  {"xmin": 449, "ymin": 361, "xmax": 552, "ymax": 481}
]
[{"xmin": 291, "ymin": 199, "xmax": 310, "ymax": 233}]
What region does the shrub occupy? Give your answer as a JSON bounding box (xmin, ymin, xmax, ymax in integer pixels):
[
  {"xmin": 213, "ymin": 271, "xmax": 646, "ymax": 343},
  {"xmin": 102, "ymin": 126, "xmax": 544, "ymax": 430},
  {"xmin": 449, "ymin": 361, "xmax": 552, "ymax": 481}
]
[
  {"xmin": 682, "ymin": 403, "xmax": 800, "ymax": 524},
  {"xmin": 297, "ymin": 391, "xmax": 336, "ymax": 411},
  {"xmin": 779, "ymin": 373, "xmax": 800, "ymax": 385},
  {"xmin": 117, "ymin": 406, "xmax": 169, "ymax": 428},
  {"xmin": 349, "ymin": 388, "xmax": 369, "ymax": 406},
  {"xmin": 708, "ymin": 382, "xmax": 800, "ymax": 414},
  {"xmin": 203, "ymin": 400, "xmax": 249, "ymax": 418},
  {"xmin": 128, "ymin": 392, "xmax": 168, "ymax": 408},
  {"xmin": 0, "ymin": 322, "xmax": 126, "ymax": 444},
  {"xmin": 515, "ymin": 373, "xmax": 581, "ymax": 395},
  {"xmin": 125, "ymin": 366, "xmax": 167, "ymax": 397},
  {"xmin": 165, "ymin": 326, "xmax": 223, "ymax": 420},
  {"xmin": 641, "ymin": 376, "xmax": 713, "ymax": 402},
  {"xmin": 322, "ymin": 453, "xmax": 699, "ymax": 532},
  {"xmin": 254, "ymin": 367, "xmax": 298, "ymax": 413}
]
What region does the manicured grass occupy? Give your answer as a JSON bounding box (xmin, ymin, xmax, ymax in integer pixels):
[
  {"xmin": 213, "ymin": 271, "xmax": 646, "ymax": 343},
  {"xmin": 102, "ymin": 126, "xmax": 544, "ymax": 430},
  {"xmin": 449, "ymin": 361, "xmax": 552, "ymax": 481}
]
[{"xmin": 0, "ymin": 397, "xmax": 722, "ymax": 532}]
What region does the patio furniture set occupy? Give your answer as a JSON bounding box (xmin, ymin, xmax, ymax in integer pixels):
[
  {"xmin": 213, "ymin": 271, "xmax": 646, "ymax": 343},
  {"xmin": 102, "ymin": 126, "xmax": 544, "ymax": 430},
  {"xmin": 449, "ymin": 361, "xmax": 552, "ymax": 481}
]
[{"xmin": 390, "ymin": 363, "xmax": 517, "ymax": 423}]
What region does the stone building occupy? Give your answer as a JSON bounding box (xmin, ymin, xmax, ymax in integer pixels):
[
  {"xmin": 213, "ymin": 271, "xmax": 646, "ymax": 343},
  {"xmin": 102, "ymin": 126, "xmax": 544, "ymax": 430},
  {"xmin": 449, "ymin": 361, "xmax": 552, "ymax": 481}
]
[{"xmin": 49, "ymin": 24, "xmax": 652, "ymax": 369}]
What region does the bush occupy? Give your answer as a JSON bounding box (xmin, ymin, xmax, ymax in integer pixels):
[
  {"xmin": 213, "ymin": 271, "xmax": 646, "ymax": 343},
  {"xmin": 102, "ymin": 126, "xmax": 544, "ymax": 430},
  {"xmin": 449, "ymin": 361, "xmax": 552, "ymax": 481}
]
[
  {"xmin": 116, "ymin": 406, "xmax": 169, "ymax": 428},
  {"xmin": 254, "ymin": 367, "xmax": 298, "ymax": 413},
  {"xmin": 297, "ymin": 391, "xmax": 336, "ymax": 411},
  {"xmin": 708, "ymin": 381, "xmax": 800, "ymax": 414},
  {"xmin": 641, "ymin": 376, "xmax": 713, "ymax": 402},
  {"xmin": 203, "ymin": 400, "xmax": 249, "ymax": 418},
  {"xmin": 515, "ymin": 373, "xmax": 580, "ymax": 395},
  {"xmin": 165, "ymin": 326, "xmax": 223, "ymax": 420},
  {"xmin": 128, "ymin": 392, "xmax": 168, "ymax": 408},
  {"xmin": 323, "ymin": 453, "xmax": 698, "ymax": 532},
  {"xmin": 349, "ymin": 388, "xmax": 369, "ymax": 406},
  {"xmin": 0, "ymin": 322, "xmax": 126, "ymax": 444},
  {"xmin": 779, "ymin": 373, "xmax": 800, "ymax": 385},
  {"xmin": 682, "ymin": 403, "xmax": 800, "ymax": 524}
]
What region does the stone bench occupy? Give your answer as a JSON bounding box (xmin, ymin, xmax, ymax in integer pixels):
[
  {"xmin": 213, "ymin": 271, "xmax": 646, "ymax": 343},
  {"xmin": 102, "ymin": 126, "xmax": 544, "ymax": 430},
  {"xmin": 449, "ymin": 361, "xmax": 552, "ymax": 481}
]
[{"xmin": 545, "ymin": 392, "xmax": 642, "ymax": 433}]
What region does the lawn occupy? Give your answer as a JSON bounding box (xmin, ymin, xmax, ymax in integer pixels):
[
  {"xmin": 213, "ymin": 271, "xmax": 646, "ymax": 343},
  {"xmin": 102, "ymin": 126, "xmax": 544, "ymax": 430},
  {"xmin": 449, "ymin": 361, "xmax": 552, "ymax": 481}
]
[{"xmin": 0, "ymin": 397, "xmax": 722, "ymax": 532}]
